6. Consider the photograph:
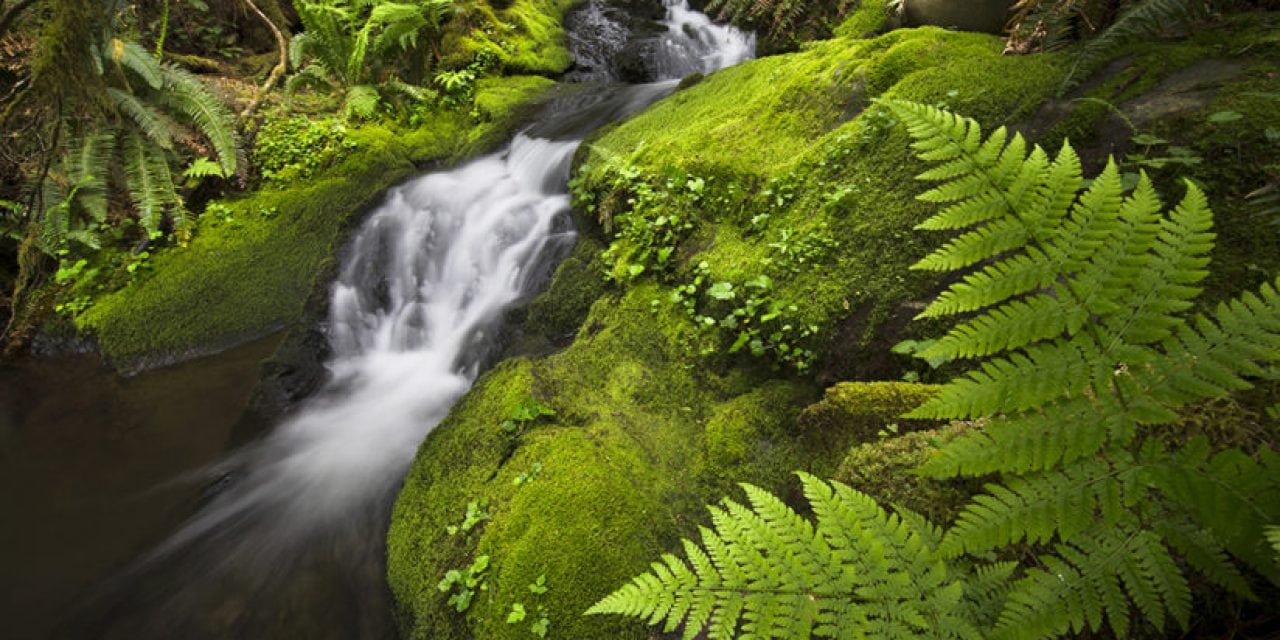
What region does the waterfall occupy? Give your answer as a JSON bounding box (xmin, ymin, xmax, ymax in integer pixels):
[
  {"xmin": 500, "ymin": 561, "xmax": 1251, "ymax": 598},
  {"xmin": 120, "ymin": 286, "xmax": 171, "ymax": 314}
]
[{"xmin": 66, "ymin": 4, "xmax": 753, "ymax": 638}]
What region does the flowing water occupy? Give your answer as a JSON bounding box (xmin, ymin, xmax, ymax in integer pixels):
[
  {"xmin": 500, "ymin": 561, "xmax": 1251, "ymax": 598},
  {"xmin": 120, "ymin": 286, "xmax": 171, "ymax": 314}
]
[{"xmin": 18, "ymin": 2, "xmax": 753, "ymax": 639}]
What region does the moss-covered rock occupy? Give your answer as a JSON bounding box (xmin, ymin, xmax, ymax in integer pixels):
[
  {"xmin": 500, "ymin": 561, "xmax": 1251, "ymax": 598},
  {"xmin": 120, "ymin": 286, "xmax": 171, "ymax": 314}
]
[
  {"xmin": 75, "ymin": 76, "xmax": 556, "ymax": 368},
  {"xmin": 389, "ymin": 288, "xmax": 815, "ymax": 639},
  {"xmin": 832, "ymin": 421, "xmax": 977, "ymax": 523},
  {"xmin": 797, "ymin": 381, "xmax": 939, "ymax": 439},
  {"xmin": 574, "ymin": 27, "xmax": 1064, "ymax": 379},
  {"xmin": 445, "ymin": 0, "xmax": 581, "ymax": 75},
  {"xmin": 390, "ymin": 15, "xmax": 1280, "ymax": 640}
]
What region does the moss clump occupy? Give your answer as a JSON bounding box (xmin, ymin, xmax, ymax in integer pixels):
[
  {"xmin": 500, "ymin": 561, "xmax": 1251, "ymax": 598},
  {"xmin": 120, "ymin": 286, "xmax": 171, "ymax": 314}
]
[
  {"xmin": 522, "ymin": 237, "xmax": 608, "ymax": 346},
  {"xmin": 576, "ymin": 27, "xmax": 1065, "ymax": 375},
  {"xmin": 75, "ymin": 76, "xmax": 555, "ymax": 366},
  {"xmin": 445, "ymin": 0, "xmax": 579, "ymax": 75},
  {"xmin": 833, "ymin": 422, "xmax": 977, "ymax": 523},
  {"xmin": 388, "ymin": 287, "xmax": 823, "ymax": 639},
  {"xmin": 797, "ymin": 381, "xmax": 940, "ymax": 439},
  {"xmin": 833, "ymin": 0, "xmax": 892, "ymax": 39}
]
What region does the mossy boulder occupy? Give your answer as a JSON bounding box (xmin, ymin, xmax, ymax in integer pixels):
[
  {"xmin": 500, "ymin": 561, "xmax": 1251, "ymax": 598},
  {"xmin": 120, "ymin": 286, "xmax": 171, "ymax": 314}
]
[
  {"xmin": 833, "ymin": 421, "xmax": 977, "ymax": 523},
  {"xmin": 389, "ymin": 15, "xmax": 1280, "ymax": 640},
  {"xmin": 389, "ymin": 27, "xmax": 1071, "ymax": 639},
  {"xmin": 574, "ymin": 27, "xmax": 1064, "ymax": 379},
  {"xmin": 74, "ymin": 76, "xmax": 556, "ymax": 369},
  {"xmin": 797, "ymin": 381, "xmax": 940, "ymax": 439},
  {"xmin": 388, "ymin": 288, "xmax": 823, "ymax": 639}
]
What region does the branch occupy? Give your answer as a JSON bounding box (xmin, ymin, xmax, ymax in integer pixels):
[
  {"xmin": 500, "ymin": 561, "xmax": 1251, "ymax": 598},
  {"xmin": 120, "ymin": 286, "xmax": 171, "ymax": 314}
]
[{"xmin": 239, "ymin": 0, "xmax": 289, "ymax": 120}]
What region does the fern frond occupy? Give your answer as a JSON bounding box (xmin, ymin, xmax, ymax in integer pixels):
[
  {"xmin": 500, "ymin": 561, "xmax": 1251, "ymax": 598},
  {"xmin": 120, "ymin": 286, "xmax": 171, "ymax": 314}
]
[
  {"xmin": 1062, "ymin": 0, "xmax": 1208, "ymax": 93},
  {"xmin": 155, "ymin": 63, "xmax": 239, "ymax": 176},
  {"xmin": 942, "ymin": 458, "xmax": 1129, "ymax": 557},
  {"xmin": 108, "ymin": 87, "xmax": 175, "ymax": 151},
  {"xmin": 588, "ymin": 475, "xmax": 975, "ymax": 639},
  {"xmin": 342, "ymin": 84, "xmax": 381, "ymax": 120},
  {"xmin": 997, "ymin": 527, "xmax": 1190, "ymax": 640},
  {"xmin": 286, "ymin": 63, "xmax": 337, "ymax": 94},
  {"xmin": 109, "ymin": 38, "xmax": 163, "ymax": 90},
  {"xmin": 1142, "ymin": 439, "xmax": 1280, "ymax": 579},
  {"xmin": 120, "ymin": 131, "xmax": 175, "ymax": 234}
]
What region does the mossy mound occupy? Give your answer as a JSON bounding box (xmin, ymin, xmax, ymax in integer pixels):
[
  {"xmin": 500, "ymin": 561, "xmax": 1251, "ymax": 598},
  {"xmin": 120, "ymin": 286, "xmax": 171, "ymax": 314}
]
[
  {"xmin": 575, "ymin": 27, "xmax": 1064, "ymax": 379},
  {"xmin": 444, "ymin": 0, "xmax": 580, "ymax": 75},
  {"xmin": 832, "ymin": 421, "xmax": 977, "ymax": 523},
  {"xmin": 75, "ymin": 76, "xmax": 555, "ymax": 367},
  {"xmin": 389, "ymin": 288, "xmax": 824, "ymax": 639},
  {"xmin": 797, "ymin": 381, "xmax": 939, "ymax": 439},
  {"xmin": 389, "ymin": 26, "xmax": 1070, "ymax": 640}
]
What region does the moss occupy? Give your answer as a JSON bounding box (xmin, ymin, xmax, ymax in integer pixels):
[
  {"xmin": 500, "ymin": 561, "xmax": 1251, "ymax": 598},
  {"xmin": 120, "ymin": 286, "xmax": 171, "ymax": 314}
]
[
  {"xmin": 76, "ymin": 77, "xmax": 555, "ymax": 365},
  {"xmin": 447, "ymin": 0, "xmax": 579, "ymax": 75},
  {"xmin": 522, "ymin": 237, "xmax": 607, "ymax": 344},
  {"xmin": 388, "ymin": 287, "xmax": 820, "ymax": 639},
  {"xmin": 796, "ymin": 381, "xmax": 940, "ymax": 440},
  {"xmin": 833, "ymin": 422, "xmax": 977, "ymax": 523},
  {"xmin": 832, "ymin": 0, "xmax": 891, "ymax": 39},
  {"xmin": 578, "ymin": 27, "xmax": 1065, "ymax": 373}
]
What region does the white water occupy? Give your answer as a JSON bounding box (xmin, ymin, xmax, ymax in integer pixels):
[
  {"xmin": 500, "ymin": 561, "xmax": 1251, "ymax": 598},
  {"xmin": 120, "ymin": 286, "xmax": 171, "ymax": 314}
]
[
  {"xmin": 190, "ymin": 0, "xmax": 754, "ymax": 531},
  {"xmin": 79, "ymin": 5, "xmax": 753, "ymax": 637}
]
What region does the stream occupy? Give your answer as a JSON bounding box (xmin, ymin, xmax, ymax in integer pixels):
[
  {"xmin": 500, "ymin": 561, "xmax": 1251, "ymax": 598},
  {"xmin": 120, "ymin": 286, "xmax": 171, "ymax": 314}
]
[{"xmin": 1, "ymin": 2, "xmax": 753, "ymax": 638}]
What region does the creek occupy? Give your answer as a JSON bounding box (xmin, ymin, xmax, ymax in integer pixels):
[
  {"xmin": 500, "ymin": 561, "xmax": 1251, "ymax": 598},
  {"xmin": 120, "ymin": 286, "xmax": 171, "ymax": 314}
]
[{"xmin": 0, "ymin": 2, "xmax": 752, "ymax": 638}]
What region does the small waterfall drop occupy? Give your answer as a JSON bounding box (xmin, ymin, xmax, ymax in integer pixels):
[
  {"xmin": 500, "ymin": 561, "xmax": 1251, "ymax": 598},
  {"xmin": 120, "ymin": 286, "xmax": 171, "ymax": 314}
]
[{"xmin": 67, "ymin": 4, "xmax": 754, "ymax": 638}]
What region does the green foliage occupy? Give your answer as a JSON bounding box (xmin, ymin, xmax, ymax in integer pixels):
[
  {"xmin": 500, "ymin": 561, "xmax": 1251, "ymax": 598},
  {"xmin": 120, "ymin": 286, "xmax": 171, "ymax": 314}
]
[
  {"xmin": 37, "ymin": 35, "xmax": 238, "ymax": 255},
  {"xmin": 500, "ymin": 398, "xmax": 556, "ymax": 435},
  {"xmin": 889, "ymin": 97, "xmax": 1280, "ymax": 636},
  {"xmin": 706, "ymin": 0, "xmax": 872, "ymax": 51},
  {"xmin": 1061, "ymin": 0, "xmax": 1209, "ymax": 93},
  {"xmin": 438, "ymin": 554, "xmax": 490, "ymax": 612},
  {"xmin": 589, "ymin": 100, "xmax": 1280, "ymax": 639},
  {"xmin": 588, "ymin": 473, "xmax": 997, "ymax": 639},
  {"xmin": 287, "ymin": 0, "xmax": 451, "ymax": 119},
  {"xmin": 254, "ymin": 114, "xmax": 358, "ymax": 182},
  {"xmin": 446, "ymin": 498, "xmax": 491, "ymax": 536}
]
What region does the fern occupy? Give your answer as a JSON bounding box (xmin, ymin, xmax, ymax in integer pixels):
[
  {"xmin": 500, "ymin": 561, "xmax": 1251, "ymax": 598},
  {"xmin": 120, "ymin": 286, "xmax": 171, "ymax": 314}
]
[
  {"xmin": 588, "ymin": 473, "xmax": 987, "ymax": 639},
  {"xmin": 1061, "ymin": 0, "xmax": 1209, "ymax": 93},
  {"xmin": 591, "ymin": 100, "xmax": 1279, "ymax": 639},
  {"xmin": 289, "ymin": 0, "xmax": 444, "ymax": 118},
  {"xmin": 885, "ymin": 98, "xmax": 1280, "ymax": 637}
]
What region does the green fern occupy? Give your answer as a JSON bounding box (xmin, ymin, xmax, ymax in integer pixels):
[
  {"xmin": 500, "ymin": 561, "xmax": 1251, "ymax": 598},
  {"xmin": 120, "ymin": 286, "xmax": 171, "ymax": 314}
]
[
  {"xmin": 590, "ymin": 100, "xmax": 1279, "ymax": 639},
  {"xmin": 37, "ymin": 33, "xmax": 239, "ymax": 254},
  {"xmin": 1061, "ymin": 0, "xmax": 1209, "ymax": 93},
  {"xmin": 588, "ymin": 473, "xmax": 989, "ymax": 640},
  {"xmin": 289, "ymin": 0, "xmax": 444, "ymax": 119},
  {"xmin": 885, "ymin": 98, "xmax": 1280, "ymax": 637}
]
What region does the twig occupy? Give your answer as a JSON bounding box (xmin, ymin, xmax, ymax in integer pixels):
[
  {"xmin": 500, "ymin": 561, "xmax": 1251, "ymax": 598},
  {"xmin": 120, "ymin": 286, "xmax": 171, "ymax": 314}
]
[{"xmin": 239, "ymin": 0, "xmax": 289, "ymax": 120}]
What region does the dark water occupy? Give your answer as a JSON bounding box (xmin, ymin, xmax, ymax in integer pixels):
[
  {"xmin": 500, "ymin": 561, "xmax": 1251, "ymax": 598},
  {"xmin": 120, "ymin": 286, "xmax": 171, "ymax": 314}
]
[{"xmin": 0, "ymin": 335, "xmax": 282, "ymax": 640}]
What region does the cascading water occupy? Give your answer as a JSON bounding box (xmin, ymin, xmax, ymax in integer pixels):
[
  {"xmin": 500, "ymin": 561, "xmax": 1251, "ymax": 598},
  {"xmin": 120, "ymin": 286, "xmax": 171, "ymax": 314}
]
[{"xmin": 64, "ymin": 3, "xmax": 752, "ymax": 639}]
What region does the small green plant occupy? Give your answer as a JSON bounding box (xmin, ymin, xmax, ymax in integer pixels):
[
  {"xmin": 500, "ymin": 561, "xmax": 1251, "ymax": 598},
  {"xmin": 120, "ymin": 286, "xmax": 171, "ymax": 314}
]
[
  {"xmin": 446, "ymin": 499, "xmax": 490, "ymax": 535},
  {"xmin": 500, "ymin": 399, "xmax": 557, "ymax": 436},
  {"xmin": 254, "ymin": 115, "xmax": 357, "ymax": 183},
  {"xmin": 512, "ymin": 462, "xmax": 543, "ymax": 487},
  {"xmin": 506, "ymin": 575, "xmax": 552, "ymax": 637},
  {"xmin": 437, "ymin": 554, "xmax": 489, "ymax": 612}
]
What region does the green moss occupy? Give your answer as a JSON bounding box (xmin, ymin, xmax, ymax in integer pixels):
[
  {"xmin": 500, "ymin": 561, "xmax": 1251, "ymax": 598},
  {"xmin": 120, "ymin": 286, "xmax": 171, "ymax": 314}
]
[
  {"xmin": 522, "ymin": 237, "xmax": 608, "ymax": 344},
  {"xmin": 833, "ymin": 422, "xmax": 977, "ymax": 523},
  {"xmin": 796, "ymin": 381, "xmax": 940, "ymax": 440},
  {"xmin": 76, "ymin": 77, "xmax": 555, "ymax": 365},
  {"xmin": 388, "ymin": 287, "xmax": 820, "ymax": 639},
  {"xmin": 447, "ymin": 0, "xmax": 579, "ymax": 75},
  {"xmin": 578, "ymin": 27, "xmax": 1065, "ymax": 372},
  {"xmin": 832, "ymin": 0, "xmax": 891, "ymax": 39}
]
